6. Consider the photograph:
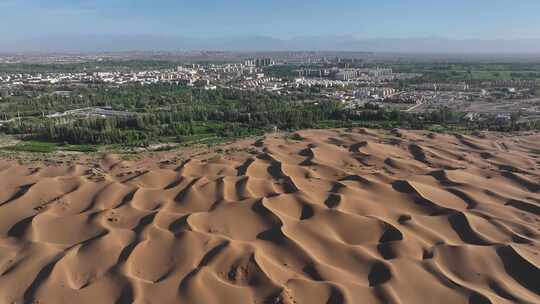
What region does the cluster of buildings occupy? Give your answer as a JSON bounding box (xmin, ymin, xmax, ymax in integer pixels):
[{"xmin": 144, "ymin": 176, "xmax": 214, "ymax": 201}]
[
  {"xmin": 0, "ymin": 71, "xmax": 196, "ymax": 86},
  {"xmin": 243, "ymin": 58, "xmax": 275, "ymax": 67},
  {"xmin": 293, "ymin": 78, "xmax": 350, "ymax": 88},
  {"xmin": 290, "ymin": 67, "xmax": 427, "ymax": 106},
  {"xmin": 296, "ymin": 67, "xmax": 419, "ymax": 82},
  {"xmin": 334, "ymin": 68, "xmax": 394, "ymax": 81},
  {"xmin": 354, "ymin": 87, "xmax": 397, "ymax": 99},
  {"xmin": 240, "ymin": 76, "xmax": 282, "ymax": 91},
  {"xmin": 0, "ymin": 59, "xmax": 277, "ymax": 90},
  {"xmin": 4, "ymin": 57, "xmax": 538, "ymax": 116}
]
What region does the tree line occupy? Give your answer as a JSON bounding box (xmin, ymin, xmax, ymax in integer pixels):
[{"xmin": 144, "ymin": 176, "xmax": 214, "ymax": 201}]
[{"xmin": 2, "ymin": 85, "xmax": 539, "ymax": 146}]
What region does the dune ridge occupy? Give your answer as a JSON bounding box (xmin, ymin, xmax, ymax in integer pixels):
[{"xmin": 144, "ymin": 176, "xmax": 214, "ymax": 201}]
[{"xmin": 0, "ymin": 129, "xmax": 539, "ymax": 304}]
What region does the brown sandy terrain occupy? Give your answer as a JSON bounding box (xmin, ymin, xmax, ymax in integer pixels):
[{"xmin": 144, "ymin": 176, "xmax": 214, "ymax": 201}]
[{"xmin": 0, "ymin": 128, "xmax": 539, "ymax": 304}]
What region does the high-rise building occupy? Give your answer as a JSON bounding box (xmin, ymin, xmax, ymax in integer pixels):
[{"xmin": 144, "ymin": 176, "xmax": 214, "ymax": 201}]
[{"xmin": 255, "ymin": 58, "xmax": 275, "ymax": 67}]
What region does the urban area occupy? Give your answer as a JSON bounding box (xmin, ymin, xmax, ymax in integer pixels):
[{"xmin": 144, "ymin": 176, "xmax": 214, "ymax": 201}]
[{"xmin": 1, "ymin": 52, "xmax": 540, "ymax": 151}]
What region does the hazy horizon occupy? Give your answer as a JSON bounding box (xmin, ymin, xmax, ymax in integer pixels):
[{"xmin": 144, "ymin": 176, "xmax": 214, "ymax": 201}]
[
  {"xmin": 2, "ymin": 35, "xmax": 540, "ymax": 54},
  {"xmin": 2, "ymin": 1, "xmax": 540, "ymax": 53}
]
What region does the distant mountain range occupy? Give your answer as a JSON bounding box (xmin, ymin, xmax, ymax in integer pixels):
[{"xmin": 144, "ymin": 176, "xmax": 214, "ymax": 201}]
[{"xmin": 2, "ymin": 35, "xmax": 540, "ymax": 53}]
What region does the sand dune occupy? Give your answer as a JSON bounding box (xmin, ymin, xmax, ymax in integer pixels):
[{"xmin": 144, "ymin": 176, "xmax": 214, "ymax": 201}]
[{"xmin": 0, "ymin": 128, "xmax": 539, "ymax": 304}]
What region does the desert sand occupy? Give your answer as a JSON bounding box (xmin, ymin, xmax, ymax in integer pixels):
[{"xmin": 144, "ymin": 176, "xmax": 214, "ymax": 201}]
[{"xmin": 0, "ymin": 128, "xmax": 539, "ymax": 304}]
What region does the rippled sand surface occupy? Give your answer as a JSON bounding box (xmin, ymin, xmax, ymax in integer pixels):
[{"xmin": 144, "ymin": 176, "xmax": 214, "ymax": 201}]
[{"xmin": 0, "ymin": 129, "xmax": 539, "ymax": 304}]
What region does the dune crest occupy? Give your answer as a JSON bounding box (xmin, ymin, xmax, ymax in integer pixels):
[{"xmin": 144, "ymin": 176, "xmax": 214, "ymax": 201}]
[{"xmin": 0, "ymin": 129, "xmax": 539, "ymax": 304}]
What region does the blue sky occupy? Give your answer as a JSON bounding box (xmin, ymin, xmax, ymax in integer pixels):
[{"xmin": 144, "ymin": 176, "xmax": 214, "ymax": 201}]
[{"xmin": 1, "ymin": 0, "xmax": 540, "ymax": 40}]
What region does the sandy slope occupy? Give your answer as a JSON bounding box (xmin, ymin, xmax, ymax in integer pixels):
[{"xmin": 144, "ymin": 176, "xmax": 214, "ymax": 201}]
[{"xmin": 0, "ymin": 129, "xmax": 539, "ymax": 304}]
